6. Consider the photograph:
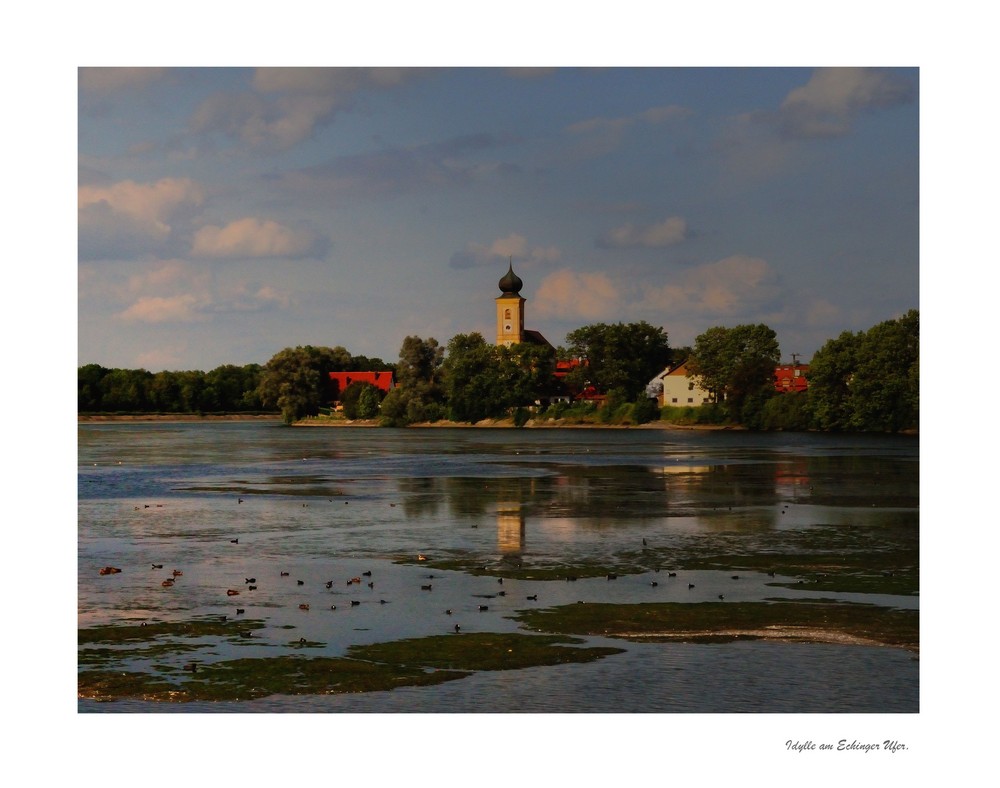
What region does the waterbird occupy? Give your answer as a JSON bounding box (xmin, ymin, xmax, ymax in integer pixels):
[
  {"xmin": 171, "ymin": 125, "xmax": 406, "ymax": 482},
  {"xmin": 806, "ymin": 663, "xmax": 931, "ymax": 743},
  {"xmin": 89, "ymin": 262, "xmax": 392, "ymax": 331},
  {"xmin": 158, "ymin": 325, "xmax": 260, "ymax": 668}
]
[
  {"xmin": 299, "ymin": 604, "xmax": 310, "ymax": 611},
  {"xmin": 236, "ymin": 608, "xmax": 244, "ymax": 615},
  {"xmin": 417, "ymin": 554, "xmax": 428, "ymax": 561},
  {"xmin": 281, "ymin": 571, "xmax": 290, "ymax": 577},
  {"xmin": 350, "ymin": 600, "xmax": 360, "ymax": 606},
  {"xmin": 497, "ymin": 577, "xmax": 503, "ymax": 584},
  {"xmin": 668, "ymin": 572, "xmax": 677, "ymax": 577},
  {"xmin": 161, "ymin": 579, "xmax": 174, "ymax": 587},
  {"xmin": 421, "ymin": 584, "xmax": 432, "ymax": 591},
  {"xmin": 454, "ymin": 624, "xmax": 461, "ymax": 633},
  {"xmin": 326, "ymin": 581, "xmax": 334, "ymax": 589},
  {"xmin": 230, "ymin": 538, "xmax": 238, "ymax": 544},
  {"xmin": 248, "ymin": 585, "xmax": 257, "ymax": 591},
  {"xmin": 172, "ymin": 570, "xmax": 183, "ymax": 577},
  {"xmin": 478, "ymin": 605, "xmax": 489, "ymax": 611},
  {"xmin": 498, "ymin": 591, "xmax": 506, "ymax": 597},
  {"xmin": 330, "ymin": 605, "xmax": 337, "ymax": 610},
  {"xmin": 688, "ymin": 583, "xmax": 695, "ymax": 589},
  {"xmin": 297, "ymin": 580, "xmax": 304, "ymax": 586},
  {"xmin": 650, "ymin": 581, "xmax": 658, "ymax": 587},
  {"xmin": 151, "ymin": 563, "xmax": 163, "ymax": 569},
  {"xmin": 642, "ymin": 538, "xmax": 647, "ymax": 547},
  {"xmin": 445, "ymin": 609, "xmax": 453, "ymax": 615},
  {"xmin": 362, "ymin": 571, "xmax": 372, "ymax": 577},
  {"xmin": 526, "ymin": 595, "xmax": 537, "ymax": 601},
  {"xmin": 731, "ymin": 575, "xmax": 740, "ymax": 580},
  {"xmin": 718, "ymin": 594, "xmax": 725, "ymax": 600},
  {"xmin": 380, "ymin": 599, "xmax": 388, "ymax": 604},
  {"xmin": 606, "ymin": 573, "xmax": 618, "ymax": 580},
  {"xmin": 238, "ymin": 498, "xmax": 243, "ymax": 504},
  {"xmin": 368, "ymin": 582, "xmax": 374, "ymax": 589},
  {"xmin": 245, "ymin": 577, "xmax": 256, "ymax": 584},
  {"xmin": 227, "ymin": 589, "xmax": 240, "ymax": 596}
]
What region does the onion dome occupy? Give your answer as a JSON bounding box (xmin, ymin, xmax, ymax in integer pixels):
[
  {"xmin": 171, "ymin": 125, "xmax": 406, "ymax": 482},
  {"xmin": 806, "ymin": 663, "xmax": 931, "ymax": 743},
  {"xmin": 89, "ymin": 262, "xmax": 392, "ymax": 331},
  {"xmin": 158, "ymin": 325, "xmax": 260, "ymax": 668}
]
[{"xmin": 498, "ymin": 260, "xmax": 523, "ymax": 295}]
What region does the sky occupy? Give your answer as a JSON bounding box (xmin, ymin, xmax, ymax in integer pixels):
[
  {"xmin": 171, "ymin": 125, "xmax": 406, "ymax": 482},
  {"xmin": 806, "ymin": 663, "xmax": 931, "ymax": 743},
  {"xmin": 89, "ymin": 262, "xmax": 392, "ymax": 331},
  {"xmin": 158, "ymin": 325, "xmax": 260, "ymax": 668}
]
[{"xmin": 78, "ymin": 65, "xmax": 919, "ymax": 372}]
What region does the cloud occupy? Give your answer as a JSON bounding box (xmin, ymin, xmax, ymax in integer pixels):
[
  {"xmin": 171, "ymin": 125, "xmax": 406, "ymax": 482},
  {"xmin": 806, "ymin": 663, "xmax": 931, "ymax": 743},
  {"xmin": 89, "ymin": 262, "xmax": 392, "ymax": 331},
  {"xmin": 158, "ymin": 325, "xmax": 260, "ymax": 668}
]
[
  {"xmin": 190, "ymin": 68, "xmax": 428, "ymax": 151},
  {"xmin": 597, "ymin": 216, "xmax": 689, "ymax": 249},
  {"xmin": 638, "ymin": 255, "xmax": 779, "ymax": 315},
  {"xmin": 280, "ymin": 133, "xmax": 518, "ymax": 204},
  {"xmin": 449, "ymin": 233, "xmax": 562, "ymax": 270},
  {"xmin": 566, "ymin": 104, "xmax": 692, "ymax": 156},
  {"xmin": 79, "ymin": 68, "xmax": 168, "ymax": 93},
  {"xmin": 118, "ymin": 294, "xmax": 210, "ymax": 324},
  {"xmin": 533, "ymin": 269, "xmax": 621, "ymax": 321},
  {"xmin": 775, "ymin": 68, "xmax": 914, "ymax": 140},
  {"xmin": 192, "ymin": 217, "xmax": 322, "ymax": 259},
  {"xmin": 78, "ymin": 178, "xmax": 205, "ymax": 260}
]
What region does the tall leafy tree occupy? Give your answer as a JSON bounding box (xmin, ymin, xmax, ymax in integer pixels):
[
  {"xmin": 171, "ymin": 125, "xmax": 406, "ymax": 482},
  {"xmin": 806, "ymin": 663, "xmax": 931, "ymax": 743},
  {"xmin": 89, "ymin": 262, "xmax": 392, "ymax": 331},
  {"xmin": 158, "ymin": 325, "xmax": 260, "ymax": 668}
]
[
  {"xmin": 808, "ymin": 310, "xmax": 918, "ymax": 432},
  {"xmin": 688, "ymin": 324, "xmax": 780, "ymax": 421},
  {"xmin": 257, "ymin": 345, "xmax": 353, "ymax": 424},
  {"xmin": 563, "ymin": 321, "xmax": 671, "ymax": 400},
  {"xmin": 378, "ymin": 336, "xmax": 445, "ymax": 426}
]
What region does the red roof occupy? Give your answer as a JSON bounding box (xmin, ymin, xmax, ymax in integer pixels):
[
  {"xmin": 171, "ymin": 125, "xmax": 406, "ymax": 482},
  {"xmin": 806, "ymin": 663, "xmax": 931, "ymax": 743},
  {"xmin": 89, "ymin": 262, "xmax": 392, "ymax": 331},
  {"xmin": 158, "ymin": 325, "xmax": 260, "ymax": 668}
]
[
  {"xmin": 328, "ymin": 371, "xmax": 395, "ymax": 397},
  {"xmin": 774, "ymin": 364, "xmax": 809, "ymax": 393}
]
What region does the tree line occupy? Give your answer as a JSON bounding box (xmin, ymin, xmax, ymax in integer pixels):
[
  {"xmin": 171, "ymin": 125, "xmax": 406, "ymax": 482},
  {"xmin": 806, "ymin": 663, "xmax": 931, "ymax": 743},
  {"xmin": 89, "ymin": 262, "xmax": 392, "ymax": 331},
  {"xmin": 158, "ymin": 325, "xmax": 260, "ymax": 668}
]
[{"xmin": 78, "ymin": 310, "xmax": 918, "ymax": 432}]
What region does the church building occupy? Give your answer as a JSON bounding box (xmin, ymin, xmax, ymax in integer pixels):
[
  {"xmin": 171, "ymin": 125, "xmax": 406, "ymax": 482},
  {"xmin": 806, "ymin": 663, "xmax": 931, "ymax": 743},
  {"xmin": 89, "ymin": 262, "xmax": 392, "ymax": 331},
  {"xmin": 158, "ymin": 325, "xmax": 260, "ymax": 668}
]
[{"xmin": 495, "ymin": 260, "xmax": 552, "ymax": 349}]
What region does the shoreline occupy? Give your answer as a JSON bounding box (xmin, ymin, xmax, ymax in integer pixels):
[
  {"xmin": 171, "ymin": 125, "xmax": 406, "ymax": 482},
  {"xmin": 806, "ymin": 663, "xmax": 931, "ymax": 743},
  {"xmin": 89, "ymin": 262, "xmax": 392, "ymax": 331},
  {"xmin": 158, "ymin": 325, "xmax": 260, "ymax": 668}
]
[{"xmin": 78, "ymin": 414, "xmax": 282, "ymax": 422}]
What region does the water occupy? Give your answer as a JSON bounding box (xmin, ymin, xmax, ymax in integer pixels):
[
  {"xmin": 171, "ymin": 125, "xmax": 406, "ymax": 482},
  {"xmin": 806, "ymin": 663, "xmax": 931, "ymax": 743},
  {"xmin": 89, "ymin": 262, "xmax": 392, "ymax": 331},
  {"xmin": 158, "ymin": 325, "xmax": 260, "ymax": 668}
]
[{"xmin": 78, "ymin": 422, "xmax": 918, "ymax": 713}]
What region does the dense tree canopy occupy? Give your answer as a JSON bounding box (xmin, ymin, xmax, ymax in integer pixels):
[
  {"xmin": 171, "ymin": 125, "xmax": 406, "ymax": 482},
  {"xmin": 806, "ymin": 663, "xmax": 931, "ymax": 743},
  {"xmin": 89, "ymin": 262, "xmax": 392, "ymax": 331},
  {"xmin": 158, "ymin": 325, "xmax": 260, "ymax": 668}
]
[
  {"xmin": 688, "ymin": 324, "xmax": 780, "ymax": 421},
  {"xmin": 808, "ymin": 310, "xmax": 918, "ymax": 432},
  {"xmin": 563, "ymin": 321, "xmax": 671, "ymax": 400},
  {"xmin": 441, "ymin": 333, "xmax": 556, "ymax": 422},
  {"xmin": 378, "ymin": 336, "xmax": 446, "ymax": 426}
]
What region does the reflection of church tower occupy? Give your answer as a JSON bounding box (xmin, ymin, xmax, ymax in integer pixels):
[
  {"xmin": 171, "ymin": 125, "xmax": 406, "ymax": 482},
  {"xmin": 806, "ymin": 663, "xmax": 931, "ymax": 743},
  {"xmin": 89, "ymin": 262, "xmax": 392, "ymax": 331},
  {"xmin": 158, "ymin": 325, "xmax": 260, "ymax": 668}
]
[
  {"xmin": 496, "ymin": 501, "xmax": 526, "ymax": 554},
  {"xmin": 496, "ymin": 259, "xmax": 525, "ymax": 347}
]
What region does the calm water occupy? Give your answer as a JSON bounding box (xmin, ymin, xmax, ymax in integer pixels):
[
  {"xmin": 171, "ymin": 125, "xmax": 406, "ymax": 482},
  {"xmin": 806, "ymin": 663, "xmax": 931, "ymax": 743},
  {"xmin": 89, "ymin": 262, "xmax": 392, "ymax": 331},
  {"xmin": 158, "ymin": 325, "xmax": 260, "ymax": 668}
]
[{"xmin": 78, "ymin": 422, "xmax": 918, "ymax": 712}]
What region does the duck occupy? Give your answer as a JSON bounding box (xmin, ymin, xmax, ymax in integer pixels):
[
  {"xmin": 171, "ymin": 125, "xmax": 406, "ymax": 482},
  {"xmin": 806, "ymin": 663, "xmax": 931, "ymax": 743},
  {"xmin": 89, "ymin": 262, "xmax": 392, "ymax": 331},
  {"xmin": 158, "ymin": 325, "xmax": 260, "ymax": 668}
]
[
  {"xmin": 478, "ymin": 605, "xmax": 489, "ymax": 611},
  {"xmin": 248, "ymin": 585, "xmax": 257, "ymax": 591},
  {"xmin": 330, "ymin": 604, "xmax": 337, "ymax": 610},
  {"xmin": 280, "ymin": 571, "xmax": 290, "ymax": 576},
  {"xmin": 236, "ymin": 608, "xmax": 245, "ymax": 615},
  {"xmin": 362, "ymin": 571, "xmax": 372, "ymax": 577},
  {"xmin": 718, "ymin": 594, "xmax": 725, "ymax": 600},
  {"xmin": 445, "ymin": 609, "xmax": 453, "ymax": 615},
  {"xmin": 151, "ymin": 563, "xmax": 163, "ymax": 569},
  {"xmin": 99, "ymin": 566, "xmax": 122, "ymax": 575},
  {"xmin": 297, "ymin": 580, "xmax": 305, "ymax": 586},
  {"xmin": 526, "ymin": 595, "xmax": 537, "ymax": 601},
  {"xmin": 421, "ymin": 584, "xmax": 432, "ymax": 591},
  {"xmin": 299, "ymin": 604, "xmax": 310, "ymax": 611},
  {"xmin": 417, "ymin": 554, "xmax": 428, "ymax": 562},
  {"xmin": 326, "ymin": 581, "xmax": 334, "ymax": 589},
  {"xmin": 245, "ymin": 577, "xmax": 256, "ymax": 584},
  {"xmin": 350, "ymin": 600, "xmax": 360, "ymax": 606},
  {"xmin": 230, "ymin": 538, "xmax": 239, "ymax": 544},
  {"xmin": 650, "ymin": 581, "xmax": 658, "ymax": 587},
  {"xmin": 688, "ymin": 583, "xmax": 695, "ymax": 589},
  {"xmin": 172, "ymin": 570, "xmax": 183, "ymax": 577},
  {"xmin": 227, "ymin": 589, "xmax": 240, "ymax": 596},
  {"xmin": 161, "ymin": 579, "xmax": 175, "ymax": 587},
  {"xmin": 454, "ymin": 624, "xmax": 461, "ymax": 633}
]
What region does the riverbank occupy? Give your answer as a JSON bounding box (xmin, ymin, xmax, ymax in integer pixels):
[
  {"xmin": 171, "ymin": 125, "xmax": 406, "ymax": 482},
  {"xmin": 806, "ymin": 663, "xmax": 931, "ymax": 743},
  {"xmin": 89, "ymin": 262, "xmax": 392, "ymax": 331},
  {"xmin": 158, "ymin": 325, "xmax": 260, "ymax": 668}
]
[
  {"xmin": 292, "ymin": 416, "xmax": 744, "ymax": 430},
  {"xmin": 79, "ymin": 414, "xmax": 282, "ymax": 422}
]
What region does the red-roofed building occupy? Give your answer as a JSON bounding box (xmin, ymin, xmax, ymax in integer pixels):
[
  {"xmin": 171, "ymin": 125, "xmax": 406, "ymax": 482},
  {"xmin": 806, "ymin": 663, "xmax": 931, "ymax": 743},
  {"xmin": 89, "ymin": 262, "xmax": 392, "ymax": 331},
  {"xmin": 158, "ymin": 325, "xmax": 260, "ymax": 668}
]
[
  {"xmin": 328, "ymin": 371, "xmax": 395, "ymax": 406},
  {"xmin": 774, "ymin": 364, "xmax": 809, "ymax": 393}
]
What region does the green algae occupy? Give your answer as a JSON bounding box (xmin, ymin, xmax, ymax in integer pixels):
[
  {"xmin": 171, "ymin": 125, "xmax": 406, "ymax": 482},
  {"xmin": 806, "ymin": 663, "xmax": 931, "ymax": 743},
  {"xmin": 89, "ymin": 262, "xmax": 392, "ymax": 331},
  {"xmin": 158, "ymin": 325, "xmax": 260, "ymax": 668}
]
[
  {"xmin": 514, "ymin": 600, "xmax": 919, "ymax": 651},
  {"xmin": 79, "ymin": 617, "xmax": 266, "ymax": 645},
  {"xmin": 348, "ymin": 631, "xmax": 624, "ymax": 671},
  {"xmin": 78, "ymin": 623, "xmax": 623, "ymax": 703}
]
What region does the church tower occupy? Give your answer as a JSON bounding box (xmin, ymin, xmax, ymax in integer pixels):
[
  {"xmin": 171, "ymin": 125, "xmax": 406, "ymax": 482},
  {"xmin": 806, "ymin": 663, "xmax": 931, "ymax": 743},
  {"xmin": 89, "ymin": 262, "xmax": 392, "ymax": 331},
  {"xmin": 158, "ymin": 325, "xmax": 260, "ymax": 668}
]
[{"xmin": 496, "ymin": 259, "xmax": 525, "ymax": 347}]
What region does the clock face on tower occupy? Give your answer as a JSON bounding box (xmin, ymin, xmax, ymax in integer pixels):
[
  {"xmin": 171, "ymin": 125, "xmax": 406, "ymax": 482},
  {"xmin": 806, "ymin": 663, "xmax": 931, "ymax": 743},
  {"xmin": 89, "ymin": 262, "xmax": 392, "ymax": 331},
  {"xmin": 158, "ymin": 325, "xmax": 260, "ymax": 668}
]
[{"xmin": 505, "ymin": 324, "xmax": 512, "ymax": 332}]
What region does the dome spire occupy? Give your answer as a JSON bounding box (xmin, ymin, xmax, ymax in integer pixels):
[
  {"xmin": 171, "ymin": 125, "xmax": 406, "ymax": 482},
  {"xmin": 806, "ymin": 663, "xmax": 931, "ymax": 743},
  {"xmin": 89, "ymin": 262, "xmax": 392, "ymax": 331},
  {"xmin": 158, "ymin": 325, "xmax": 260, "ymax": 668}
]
[{"xmin": 498, "ymin": 256, "xmax": 523, "ymax": 296}]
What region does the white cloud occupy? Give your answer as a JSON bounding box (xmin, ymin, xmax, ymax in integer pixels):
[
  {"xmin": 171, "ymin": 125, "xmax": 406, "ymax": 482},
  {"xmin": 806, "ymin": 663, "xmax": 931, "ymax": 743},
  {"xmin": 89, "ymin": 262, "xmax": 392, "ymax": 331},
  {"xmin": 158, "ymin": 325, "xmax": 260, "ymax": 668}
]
[
  {"xmin": 449, "ymin": 233, "xmax": 562, "ymax": 269},
  {"xmin": 78, "ymin": 178, "xmax": 205, "ymax": 259},
  {"xmin": 566, "ymin": 104, "xmax": 692, "ymax": 156},
  {"xmin": 118, "ymin": 294, "xmax": 209, "ymax": 324},
  {"xmin": 598, "ymin": 216, "xmax": 688, "ymax": 249},
  {"xmin": 777, "ymin": 68, "xmax": 914, "ymax": 139},
  {"xmin": 639, "ymin": 255, "xmax": 779, "ymax": 315},
  {"xmin": 191, "ymin": 68, "xmax": 427, "ymax": 151},
  {"xmin": 79, "ymin": 67, "xmax": 167, "ymax": 93},
  {"xmin": 192, "ymin": 217, "xmax": 320, "ymax": 259},
  {"xmin": 534, "ymin": 269, "xmax": 621, "ymax": 321}
]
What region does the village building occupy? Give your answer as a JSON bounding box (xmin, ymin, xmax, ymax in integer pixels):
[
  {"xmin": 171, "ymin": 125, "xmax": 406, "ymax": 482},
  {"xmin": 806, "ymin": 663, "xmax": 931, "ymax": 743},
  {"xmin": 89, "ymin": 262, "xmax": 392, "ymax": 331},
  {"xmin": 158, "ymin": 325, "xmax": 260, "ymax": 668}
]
[
  {"xmin": 328, "ymin": 370, "xmax": 395, "ymax": 409},
  {"xmin": 647, "ymin": 360, "xmax": 714, "ymax": 407},
  {"xmin": 495, "ymin": 259, "xmax": 553, "ymax": 350}
]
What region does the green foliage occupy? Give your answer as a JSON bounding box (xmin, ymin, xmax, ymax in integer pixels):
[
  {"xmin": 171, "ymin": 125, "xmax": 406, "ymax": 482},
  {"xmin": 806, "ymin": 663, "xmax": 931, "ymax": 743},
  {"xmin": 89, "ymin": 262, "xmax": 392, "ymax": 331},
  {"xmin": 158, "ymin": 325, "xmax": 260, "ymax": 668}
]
[
  {"xmin": 441, "ymin": 333, "xmax": 556, "ymax": 423},
  {"xmin": 341, "ymin": 381, "xmax": 384, "ymax": 419},
  {"xmin": 758, "ymin": 392, "xmax": 812, "ymax": 431},
  {"xmin": 807, "ymin": 310, "xmax": 918, "ymax": 432},
  {"xmin": 688, "ymin": 324, "xmax": 780, "ymax": 422},
  {"xmin": 257, "ymin": 345, "xmax": 353, "ymax": 424},
  {"xmin": 564, "ymin": 321, "xmax": 671, "ymax": 400}
]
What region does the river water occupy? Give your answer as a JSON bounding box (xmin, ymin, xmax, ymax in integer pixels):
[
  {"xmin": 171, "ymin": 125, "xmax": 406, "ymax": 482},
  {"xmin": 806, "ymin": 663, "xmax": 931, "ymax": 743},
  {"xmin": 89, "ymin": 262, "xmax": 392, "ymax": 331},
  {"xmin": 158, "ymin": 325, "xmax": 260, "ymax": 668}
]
[{"xmin": 77, "ymin": 422, "xmax": 918, "ymax": 714}]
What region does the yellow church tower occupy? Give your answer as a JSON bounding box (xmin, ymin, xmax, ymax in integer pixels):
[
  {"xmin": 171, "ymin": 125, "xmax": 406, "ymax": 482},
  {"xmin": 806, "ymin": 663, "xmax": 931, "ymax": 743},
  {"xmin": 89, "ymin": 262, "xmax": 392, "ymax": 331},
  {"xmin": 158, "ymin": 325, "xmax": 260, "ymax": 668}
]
[{"xmin": 496, "ymin": 259, "xmax": 525, "ymax": 347}]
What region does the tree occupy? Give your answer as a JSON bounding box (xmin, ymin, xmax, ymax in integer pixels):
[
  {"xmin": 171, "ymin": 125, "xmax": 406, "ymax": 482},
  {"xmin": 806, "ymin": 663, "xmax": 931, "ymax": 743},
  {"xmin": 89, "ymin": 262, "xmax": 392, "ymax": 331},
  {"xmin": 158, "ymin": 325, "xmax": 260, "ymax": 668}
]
[
  {"xmin": 808, "ymin": 310, "xmax": 918, "ymax": 432},
  {"xmin": 378, "ymin": 336, "xmax": 445, "ymax": 426},
  {"xmin": 563, "ymin": 321, "xmax": 671, "ymax": 400},
  {"xmin": 257, "ymin": 345, "xmax": 353, "ymax": 424},
  {"xmin": 688, "ymin": 324, "xmax": 780, "ymax": 422}
]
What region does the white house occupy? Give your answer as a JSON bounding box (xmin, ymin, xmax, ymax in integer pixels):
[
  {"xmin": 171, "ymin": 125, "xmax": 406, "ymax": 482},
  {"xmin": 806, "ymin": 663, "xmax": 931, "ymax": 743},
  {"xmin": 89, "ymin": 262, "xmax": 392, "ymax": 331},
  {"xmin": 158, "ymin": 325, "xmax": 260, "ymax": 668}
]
[{"xmin": 646, "ymin": 360, "xmax": 714, "ymax": 407}]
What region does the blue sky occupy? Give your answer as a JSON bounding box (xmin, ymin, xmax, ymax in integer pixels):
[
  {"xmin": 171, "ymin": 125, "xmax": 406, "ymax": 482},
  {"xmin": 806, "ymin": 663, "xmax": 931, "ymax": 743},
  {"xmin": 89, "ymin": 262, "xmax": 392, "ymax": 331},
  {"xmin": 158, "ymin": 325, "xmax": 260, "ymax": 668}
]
[{"xmin": 78, "ymin": 65, "xmax": 918, "ymax": 371}]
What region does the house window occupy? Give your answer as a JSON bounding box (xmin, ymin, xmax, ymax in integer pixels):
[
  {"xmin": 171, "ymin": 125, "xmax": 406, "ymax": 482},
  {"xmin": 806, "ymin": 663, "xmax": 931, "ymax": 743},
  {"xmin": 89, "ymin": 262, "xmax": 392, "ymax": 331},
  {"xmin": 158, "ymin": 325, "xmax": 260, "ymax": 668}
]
[
  {"xmin": 687, "ymin": 398, "xmax": 694, "ymax": 403},
  {"xmin": 671, "ymin": 398, "xmax": 678, "ymax": 403}
]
